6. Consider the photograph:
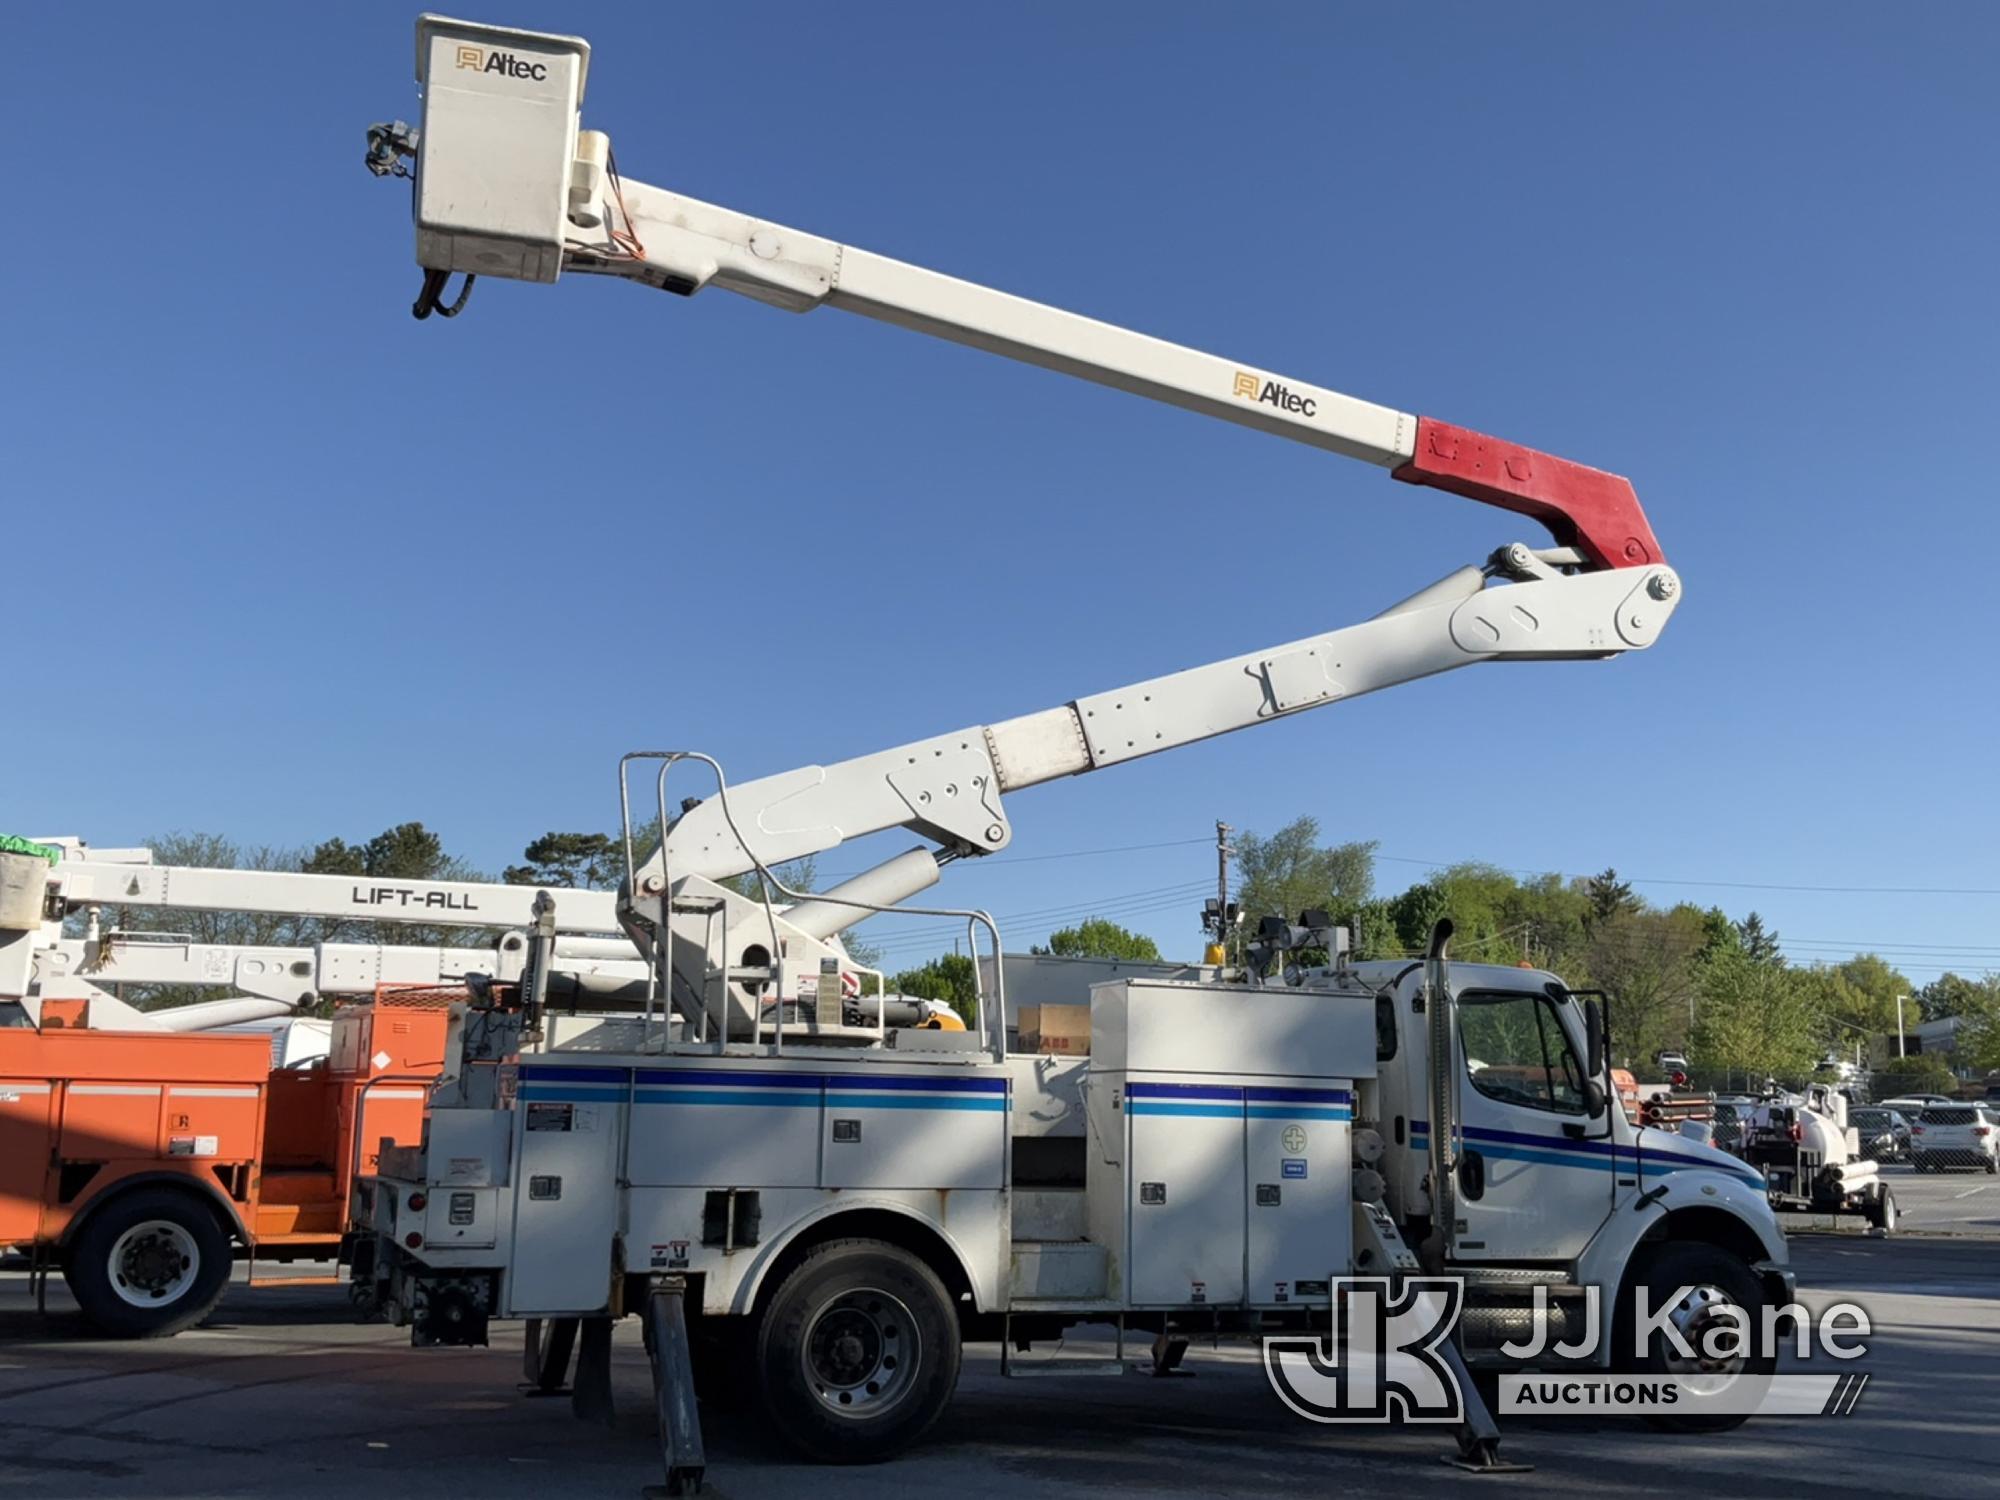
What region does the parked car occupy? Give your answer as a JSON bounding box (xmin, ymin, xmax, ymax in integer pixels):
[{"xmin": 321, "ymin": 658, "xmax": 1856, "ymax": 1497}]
[
  {"xmin": 1880, "ymin": 1094, "xmax": 1952, "ymax": 1116},
  {"xmin": 1850, "ymin": 1106, "xmax": 1912, "ymax": 1162},
  {"xmin": 1911, "ymin": 1103, "xmax": 2000, "ymax": 1173}
]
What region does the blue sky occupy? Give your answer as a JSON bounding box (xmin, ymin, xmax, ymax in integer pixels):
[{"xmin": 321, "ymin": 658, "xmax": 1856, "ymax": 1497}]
[{"xmin": 5, "ymin": 4, "xmax": 1995, "ymax": 983}]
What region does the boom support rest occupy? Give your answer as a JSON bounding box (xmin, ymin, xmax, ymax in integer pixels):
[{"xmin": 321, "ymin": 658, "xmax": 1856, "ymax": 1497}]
[{"xmin": 1394, "ymin": 418, "xmax": 1663, "ymax": 571}]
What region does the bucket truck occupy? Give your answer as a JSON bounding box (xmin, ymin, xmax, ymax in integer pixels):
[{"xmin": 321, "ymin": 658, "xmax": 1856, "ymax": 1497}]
[
  {"xmin": 335, "ymin": 18, "xmax": 1785, "ymax": 1490},
  {"xmin": 0, "ymin": 838, "xmax": 674, "ymax": 1336}
]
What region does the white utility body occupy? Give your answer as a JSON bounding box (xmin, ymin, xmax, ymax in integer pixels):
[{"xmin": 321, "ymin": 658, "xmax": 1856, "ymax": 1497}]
[
  {"xmin": 1741, "ymin": 1084, "xmax": 1896, "ymax": 1229},
  {"xmin": 372, "ymin": 12, "xmax": 1768, "ymax": 1485}
]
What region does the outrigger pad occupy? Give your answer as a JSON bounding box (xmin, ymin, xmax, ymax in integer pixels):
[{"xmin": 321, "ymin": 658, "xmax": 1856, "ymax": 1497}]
[{"xmin": 1442, "ymin": 1443, "xmax": 1534, "ymax": 1476}]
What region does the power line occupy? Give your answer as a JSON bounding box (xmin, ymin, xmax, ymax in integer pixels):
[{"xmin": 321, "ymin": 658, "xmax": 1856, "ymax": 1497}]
[
  {"xmin": 860, "ymin": 879, "xmax": 1214, "ymax": 956},
  {"xmin": 819, "ymin": 835, "xmax": 1214, "ymax": 883},
  {"xmin": 831, "ymin": 834, "xmax": 2000, "ymax": 901},
  {"xmin": 833, "ymin": 831, "xmax": 2000, "ymax": 970},
  {"xmin": 865, "ymin": 889, "xmax": 1211, "ymax": 956}
]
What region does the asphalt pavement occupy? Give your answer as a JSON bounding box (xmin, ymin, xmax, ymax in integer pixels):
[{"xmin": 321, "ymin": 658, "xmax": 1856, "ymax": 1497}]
[{"xmin": 1, "ymin": 1210, "xmax": 1994, "ymax": 1500}]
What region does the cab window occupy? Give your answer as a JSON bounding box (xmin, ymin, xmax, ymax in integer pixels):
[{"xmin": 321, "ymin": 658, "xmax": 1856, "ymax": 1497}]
[{"xmin": 1458, "ymin": 990, "xmax": 1586, "ymax": 1115}]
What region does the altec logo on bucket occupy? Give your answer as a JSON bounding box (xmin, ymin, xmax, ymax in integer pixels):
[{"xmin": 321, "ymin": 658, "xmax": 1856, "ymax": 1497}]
[
  {"xmin": 454, "ymin": 45, "xmax": 549, "ymax": 81},
  {"xmin": 1233, "ymin": 369, "xmax": 1317, "ymax": 418}
]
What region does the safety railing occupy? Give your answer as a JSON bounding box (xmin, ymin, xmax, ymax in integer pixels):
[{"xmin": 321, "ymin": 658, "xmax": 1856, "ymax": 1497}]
[{"xmin": 615, "ymin": 749, "xmax": 1007, "ymax": 1062}]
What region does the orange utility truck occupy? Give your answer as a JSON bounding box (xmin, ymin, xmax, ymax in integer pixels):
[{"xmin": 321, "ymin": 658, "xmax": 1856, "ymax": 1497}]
[{"xmin": 0, "ymin": 992, "xmax": 447, "ymax": 1336}]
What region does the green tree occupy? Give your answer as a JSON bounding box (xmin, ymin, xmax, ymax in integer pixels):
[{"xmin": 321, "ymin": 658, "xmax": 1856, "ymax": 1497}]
[
  {"xmin": 1428, "ymin": 863, "xmax": 1521, "ymax": 964},
  {"xmin": 1032, "ymin": 917, "xmax": 1161, "ymax": 961},
  {"xmin": 1795, "ymin": 954, "xmax": 1911, "ymax": 1039},
  {"xmin": 1696, "ymin": 906, "xmax": 1743, "ymax": 962},
  {"xmin": 1946, "ymin": 980, "xmax": 2000, "ymax": 1077},
  {"xmin": 506, "ymin": 831, "xmax": 623, "ymax": 890},
  {"xmin": 1584, "ymin": 868, "xmax": 1639, "ymax": 925},
  {"xmin": 1507, "ymin": 874, "xmax": 1595, "ymax": 973},
  {"xmin": 1388, "ymin": 881, "xmax": 1450, "ymax": 956},
  {"xmin": 1348, "ymin": 897, "xmax": 1401, "ymax": 961},
  {"xmin": 890, "ymin": 952, "xmax": 979, "ymax": 1026},
  {"xmin": 1232, "ymin": 818, "xmax": 1375, "ymax": 947},
  {"xmin": 1584, "ymin": 906, "xmax": 1707, "ymax": 1068},
  {"xmin": 1871, "ymin": 1053, "xmax": 1960, "ymax": 1100},
  {"xmin": 1917, "ymin": 972, "xmax": 1998, "ymax": 1021},
  {"xmin": 1689, "ymin": 950, "xmax": 1821, "ymax": 1090},
  {"xmin": 1734, "ymin": 911, "xmax": 1782, "ymax": 965}
]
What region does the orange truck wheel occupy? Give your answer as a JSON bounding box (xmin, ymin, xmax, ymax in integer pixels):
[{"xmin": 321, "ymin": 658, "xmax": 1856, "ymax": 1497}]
[{"xmin": 65, "ymin": 1188, "xmax": 233, "ymax": 1339}]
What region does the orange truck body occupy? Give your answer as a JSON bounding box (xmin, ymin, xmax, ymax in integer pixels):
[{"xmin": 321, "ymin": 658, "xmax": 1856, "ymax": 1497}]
[{"xmin": 0, "ymin": 996, "xmax": 448, "ymax": 1270}]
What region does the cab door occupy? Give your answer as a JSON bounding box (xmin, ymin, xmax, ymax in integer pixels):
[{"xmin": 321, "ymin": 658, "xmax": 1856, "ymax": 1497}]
[{"xmin": 1449, "ymin": 988, "xmax": 1616, "ymax": 1263}]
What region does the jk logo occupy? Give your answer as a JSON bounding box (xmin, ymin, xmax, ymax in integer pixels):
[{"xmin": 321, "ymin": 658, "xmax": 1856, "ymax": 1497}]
[{"xmin": 1262, "ymin": 1277, "xmax": 1465, "ymax": 1424}]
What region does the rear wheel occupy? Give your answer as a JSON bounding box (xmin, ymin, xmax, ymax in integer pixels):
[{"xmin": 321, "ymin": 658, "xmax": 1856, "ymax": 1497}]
[
  {"xmin": 66, "ymin": 1188, "xmax": 233, "ymax": 1339},
  {"xmin": 754, "ymin": 1238, "xmax": 960, "ymax": 1463},
  {"xmin": 1616, "ymin": 1242, "xmax": 1772, "ymax": 1433},
  {"xmin": 1864, "ymin": 1185, "xmax": 1898, "ymax": 1233}
]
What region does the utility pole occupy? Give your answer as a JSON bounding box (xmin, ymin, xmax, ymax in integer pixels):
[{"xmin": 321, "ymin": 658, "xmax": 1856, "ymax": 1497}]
[
  {"xmin": 1215, "ymin": 821, "xmax": 1232, "ymax": 920},
  {"xmin": 1895, "ymin": 992, "xmax": 1908, "ymax": 1059},
  {"xmin": 1213, "ymin": 821, "xmax": 1234, "ymax": 965}
]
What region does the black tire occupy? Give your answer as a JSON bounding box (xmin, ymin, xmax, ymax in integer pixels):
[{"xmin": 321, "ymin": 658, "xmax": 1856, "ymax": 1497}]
[
  {"xmin": 1616, "ymin": 1242, "xmax": 1772, "ymax": 1434},
  {"xmin": 754, "ymin": 1237, "xmax": 960, "ymax": 1463},
  {"xmin": 66, "ymin": 1188, "xmax": 233, "ymax": 1339},
  {"xmin": 1865, "ymin": 1185, "xmax": 1898, "ymax": 1233}
]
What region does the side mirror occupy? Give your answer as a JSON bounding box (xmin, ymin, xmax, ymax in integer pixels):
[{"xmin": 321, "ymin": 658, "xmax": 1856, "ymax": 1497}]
[{"xmin": 1584, "ymin": 999, "xmax": 1608, "ymax": 1118}]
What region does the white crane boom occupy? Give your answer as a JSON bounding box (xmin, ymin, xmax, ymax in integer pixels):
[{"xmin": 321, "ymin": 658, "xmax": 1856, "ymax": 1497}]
[{"xmin": 367, "ymin": 15, "xmax": 1679, "ymax": 896}]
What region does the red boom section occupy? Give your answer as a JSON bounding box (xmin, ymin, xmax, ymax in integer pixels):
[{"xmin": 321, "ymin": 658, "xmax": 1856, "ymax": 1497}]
[{"xmin": 1392, "ymin": 417, "xmax": 1663, "ymax": 570}]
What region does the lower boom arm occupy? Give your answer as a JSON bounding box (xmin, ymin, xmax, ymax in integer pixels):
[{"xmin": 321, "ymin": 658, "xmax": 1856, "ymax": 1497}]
[{"xmin": 653, "ymin": 550, "xmax": 1678, "ymax": 884}]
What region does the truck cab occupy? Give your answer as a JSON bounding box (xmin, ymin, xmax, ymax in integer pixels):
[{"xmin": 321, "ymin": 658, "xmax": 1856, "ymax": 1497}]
[{"xmin": 1352, "ymin": 958, "xmax": 1789, "ymax": 1355}]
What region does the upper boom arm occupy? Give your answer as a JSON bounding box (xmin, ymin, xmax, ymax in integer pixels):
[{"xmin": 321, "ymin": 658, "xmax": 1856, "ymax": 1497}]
[{"xmin": 390, "ymin": 15, "xmax": 1662, "ymax": 572}]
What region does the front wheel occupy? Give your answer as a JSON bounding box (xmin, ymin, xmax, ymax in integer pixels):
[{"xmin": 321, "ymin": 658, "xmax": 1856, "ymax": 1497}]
[
  {"xmin": 754, "ymin": 1238, "xmax": 961, "ymax": 1463},
  {"xmin": 1616, "ymin": 1242, "xmax": 1773, "ymax": 1434},
  {"xmin": 65, "ymin": 1188, "xmax": 233, "ymax": 1339}
]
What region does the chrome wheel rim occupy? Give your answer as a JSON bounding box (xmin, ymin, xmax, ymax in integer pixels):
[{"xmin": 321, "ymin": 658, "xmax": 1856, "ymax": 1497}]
[
  {"xmin": 108, "ymin": 1220, "xmax": 199, "ymax": 1307},
  {"xmin": 1659, "ymin": 1282, "xmax": 1748, "ymax": 1391},
  {"xmin": 802, "ymin": 1287, "xmax": 919, "ymax": 1418}
]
